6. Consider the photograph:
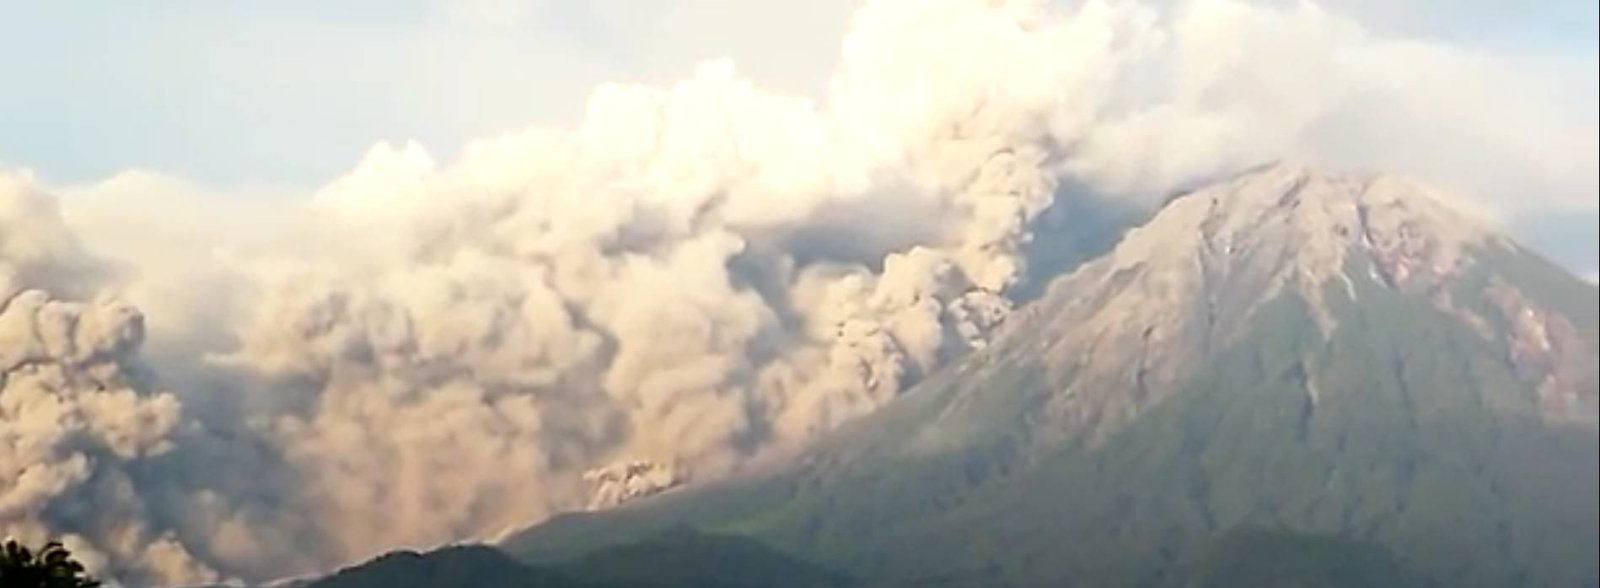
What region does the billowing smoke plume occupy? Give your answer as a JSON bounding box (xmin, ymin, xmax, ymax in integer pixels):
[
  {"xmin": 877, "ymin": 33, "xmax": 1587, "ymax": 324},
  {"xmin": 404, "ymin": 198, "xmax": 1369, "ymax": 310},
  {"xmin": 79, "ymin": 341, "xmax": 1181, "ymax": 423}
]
[
  {"xmin": 3, "ymin": 0, "xmax": 1592, "ymax": 584},
  {"xmin": 1, "ymin": 171, "xmax": 216, "ymax": 585},
  {"xmin": 193, "ymin": 0, "xmax": 1130, "ymax": 565}
]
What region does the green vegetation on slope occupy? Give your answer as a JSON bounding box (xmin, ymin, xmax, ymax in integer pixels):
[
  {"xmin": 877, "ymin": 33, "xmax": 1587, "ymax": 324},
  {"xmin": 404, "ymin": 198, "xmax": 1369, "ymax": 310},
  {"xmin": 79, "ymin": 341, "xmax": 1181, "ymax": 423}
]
[{"xmin": 1190, "ymin": 527, "xmax": 1428, "ymax": 588}]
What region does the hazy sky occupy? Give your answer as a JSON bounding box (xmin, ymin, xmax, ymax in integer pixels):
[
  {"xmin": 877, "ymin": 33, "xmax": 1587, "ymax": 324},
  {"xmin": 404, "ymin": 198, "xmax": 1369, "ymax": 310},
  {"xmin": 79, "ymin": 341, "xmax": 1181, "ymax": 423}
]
[{"xmin": 0, "ymin": 0, "xmax": 1596, "ymax": 272}]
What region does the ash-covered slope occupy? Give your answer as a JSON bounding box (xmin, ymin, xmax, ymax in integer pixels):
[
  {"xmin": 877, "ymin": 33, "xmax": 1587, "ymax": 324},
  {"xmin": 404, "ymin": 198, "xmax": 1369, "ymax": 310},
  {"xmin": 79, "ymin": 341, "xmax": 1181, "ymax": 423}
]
[{"xmin": 501, "ymin": 164, "xmax": 1599, "ymax": 588}]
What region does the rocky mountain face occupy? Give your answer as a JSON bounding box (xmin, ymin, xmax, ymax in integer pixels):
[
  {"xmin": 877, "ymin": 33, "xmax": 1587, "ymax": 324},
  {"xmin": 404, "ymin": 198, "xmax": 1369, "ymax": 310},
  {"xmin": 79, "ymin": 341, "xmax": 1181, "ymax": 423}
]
[
  {"xmin": 301, "ymin": 165, "xmax": 1599, "ymax": 587},
  {"xmin": 982, "ymin": 163, "xmax": 1596, "ymax": 447}
]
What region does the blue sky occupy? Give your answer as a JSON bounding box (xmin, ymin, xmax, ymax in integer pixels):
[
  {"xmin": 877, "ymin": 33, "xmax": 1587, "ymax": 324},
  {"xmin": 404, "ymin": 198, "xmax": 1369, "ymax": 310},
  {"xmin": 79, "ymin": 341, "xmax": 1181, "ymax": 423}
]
[
  {"xmin": 3, "ymin": 0, "xmax": 1591, "ymax": 187},
  {"xmin": 0, "ymin": 0, "xmax": 856, "ymax": 186},
  {"xmin": 0, "ymin": 0, "xmax": 1595, "ymax": 273}
]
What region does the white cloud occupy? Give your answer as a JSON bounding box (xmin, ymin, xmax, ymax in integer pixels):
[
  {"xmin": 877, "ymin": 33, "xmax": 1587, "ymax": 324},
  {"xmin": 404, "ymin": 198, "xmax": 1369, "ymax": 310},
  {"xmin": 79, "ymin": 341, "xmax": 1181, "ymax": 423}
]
[{"xmin": 1067, "ymin": 0, "xmax": 1598, "ymax": 219}]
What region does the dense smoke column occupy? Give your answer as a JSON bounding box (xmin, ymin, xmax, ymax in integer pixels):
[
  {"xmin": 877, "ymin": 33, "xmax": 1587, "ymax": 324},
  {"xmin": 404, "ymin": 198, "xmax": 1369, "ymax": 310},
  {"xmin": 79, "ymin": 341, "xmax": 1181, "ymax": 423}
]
[
  {"xmin": 4, "ymin": 1, "xmax": 1161, "ymax": 581},
  {"xmin": 1, "ymin": 171, "xmax": 220, "ymax": 585}
]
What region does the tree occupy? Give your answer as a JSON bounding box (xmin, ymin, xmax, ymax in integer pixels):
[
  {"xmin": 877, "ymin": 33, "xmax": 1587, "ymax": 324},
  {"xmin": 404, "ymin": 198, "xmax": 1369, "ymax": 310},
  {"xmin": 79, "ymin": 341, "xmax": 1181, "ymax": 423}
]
[{"xmin": 0, "ymin": 539, "xmax": 102, "ymax": 588}]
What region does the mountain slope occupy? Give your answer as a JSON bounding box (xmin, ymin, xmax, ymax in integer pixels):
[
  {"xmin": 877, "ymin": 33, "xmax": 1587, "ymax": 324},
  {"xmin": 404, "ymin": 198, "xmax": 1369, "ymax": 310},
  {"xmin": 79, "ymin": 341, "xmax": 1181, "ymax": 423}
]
[
  {"xmin": 556, "ymin": 526, "xmax": 851, "ymax": 588},
  {"xmin": 1190, "ymin": 527, "xmax": 1429, "ymax": 588},
  {"xmin": 502, "ymin": 165, "xmax": 1599, "ymax": 588}
]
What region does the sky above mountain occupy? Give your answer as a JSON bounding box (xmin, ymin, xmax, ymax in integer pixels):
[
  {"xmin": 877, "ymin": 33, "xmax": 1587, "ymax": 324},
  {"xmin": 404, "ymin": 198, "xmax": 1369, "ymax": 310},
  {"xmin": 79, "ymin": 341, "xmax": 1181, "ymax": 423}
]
[
  {"xmin": 0, "ymin": 1, "xmax": 1592, "ymax": 181},
  {"xmin": 1, "ymin": 0, "xmax": 1595, "ymax": 276}
]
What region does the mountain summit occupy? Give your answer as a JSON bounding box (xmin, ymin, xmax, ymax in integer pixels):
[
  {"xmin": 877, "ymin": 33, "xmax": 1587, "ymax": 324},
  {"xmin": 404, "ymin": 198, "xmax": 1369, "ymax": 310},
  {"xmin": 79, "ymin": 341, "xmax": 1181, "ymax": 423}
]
[
  {"xmin": 979, "ymin": 163, "xmax": 1597, "ymax": 447},
  {"xmin": 320, "ymin": 165, "xmax": 1600, "ymax": 588}
]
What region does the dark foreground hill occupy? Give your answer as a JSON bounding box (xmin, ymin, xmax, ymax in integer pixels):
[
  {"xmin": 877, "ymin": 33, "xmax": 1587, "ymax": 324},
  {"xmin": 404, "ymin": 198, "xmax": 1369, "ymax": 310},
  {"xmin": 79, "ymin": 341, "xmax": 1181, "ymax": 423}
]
[
  {"xmin": 297, "ymin": 545, "xmax": 576, "ymax": 588},
  {"xmin": 299, "ymin": 528, "xmax": 850, "ymax": 588}
]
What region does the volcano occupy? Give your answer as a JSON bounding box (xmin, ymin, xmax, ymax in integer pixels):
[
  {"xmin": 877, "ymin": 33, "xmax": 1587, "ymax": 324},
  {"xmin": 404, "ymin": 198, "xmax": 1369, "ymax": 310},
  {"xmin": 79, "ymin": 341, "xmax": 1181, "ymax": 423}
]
[{"xmin": 312, "ymin": 165, "xmax": 1600, "ymax": 588}]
